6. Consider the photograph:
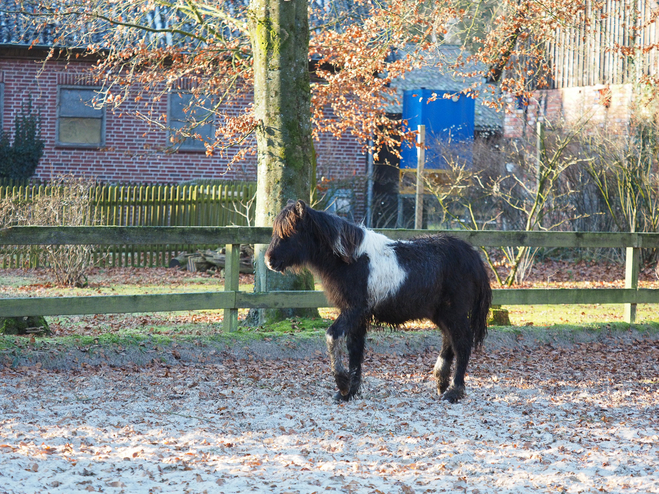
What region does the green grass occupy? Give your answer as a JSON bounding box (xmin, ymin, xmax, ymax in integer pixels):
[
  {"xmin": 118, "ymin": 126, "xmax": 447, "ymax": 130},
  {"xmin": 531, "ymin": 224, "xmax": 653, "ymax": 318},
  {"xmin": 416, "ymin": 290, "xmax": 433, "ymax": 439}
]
[
  {"xmin": 0, "ymin": 316, "xmax": 332, "ymax": 357},
  {"xmin": 247, "ymin": 316, "xmax": 331, "ymax": 335},
  {"xmin": 505, "ymin": 303, "xmax": 659, "ymax": 326},
  {"xmin": 3, "ymin": 269, "xmax": 659, "ymax": 346}
]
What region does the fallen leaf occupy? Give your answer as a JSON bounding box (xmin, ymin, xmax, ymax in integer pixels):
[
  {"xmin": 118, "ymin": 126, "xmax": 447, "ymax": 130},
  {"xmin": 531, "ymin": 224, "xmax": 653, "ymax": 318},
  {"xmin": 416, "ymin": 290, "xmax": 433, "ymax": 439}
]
[{"xmin": 399, "ymin": 483, "xmax": 415, "ymax": 494}]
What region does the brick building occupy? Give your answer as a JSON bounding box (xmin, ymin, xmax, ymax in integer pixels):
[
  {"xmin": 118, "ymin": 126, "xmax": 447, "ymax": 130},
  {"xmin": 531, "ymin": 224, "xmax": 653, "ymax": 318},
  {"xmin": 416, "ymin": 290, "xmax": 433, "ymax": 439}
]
[
  {"xmin": 504, "ymin": 84, "xmax": 638, "ymax": 139},
  {"xmin": 504, "ymin": 1, "xmax": 658, "ymax": 138},
  {"xmin": 0, "ymin": 44, "xmax": 367, "ymax": 217}
]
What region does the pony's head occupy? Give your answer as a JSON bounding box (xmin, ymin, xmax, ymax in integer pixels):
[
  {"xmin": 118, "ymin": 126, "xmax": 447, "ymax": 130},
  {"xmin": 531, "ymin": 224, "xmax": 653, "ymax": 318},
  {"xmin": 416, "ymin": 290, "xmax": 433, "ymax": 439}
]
[
  {"xmin": 265, "ymin": 200, "xmax": 313, "ymax": 273},
  {"xmin": 265, "ymin": 199, "xmax": 363, "ymax": 273}
]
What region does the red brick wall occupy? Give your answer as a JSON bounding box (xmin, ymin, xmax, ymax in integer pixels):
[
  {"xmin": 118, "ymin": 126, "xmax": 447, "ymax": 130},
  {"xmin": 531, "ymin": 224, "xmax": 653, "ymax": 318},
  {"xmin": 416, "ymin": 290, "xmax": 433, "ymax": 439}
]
[
  {"xmin": 503, "ymin": 84, "xmax": 633, "ymax": 138},
  {"xmin": 0, "ymin": 52, "xmax": 367, "ymax": 215}
]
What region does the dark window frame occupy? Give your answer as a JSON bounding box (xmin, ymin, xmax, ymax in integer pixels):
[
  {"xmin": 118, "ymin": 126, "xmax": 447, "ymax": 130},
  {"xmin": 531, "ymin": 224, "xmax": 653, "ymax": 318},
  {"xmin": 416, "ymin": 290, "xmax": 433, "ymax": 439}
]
[{"xmin": 56, "ymin": 86, "xmax": 106, "ymax": 148}]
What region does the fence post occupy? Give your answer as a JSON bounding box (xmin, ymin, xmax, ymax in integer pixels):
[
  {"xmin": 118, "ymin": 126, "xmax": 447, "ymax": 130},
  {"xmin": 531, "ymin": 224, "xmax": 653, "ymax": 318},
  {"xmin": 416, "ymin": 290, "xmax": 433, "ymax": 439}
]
[
  {"xmin": 223, "ymin": 243, "xmax": 241, "ymax": 332},
  {"xmin": 624, "ymin": 244, "xmax": 639, "ymax": 325},
  {"xmin": 414, "ymin": 125, "xmax": 426, "ymax": 230}
]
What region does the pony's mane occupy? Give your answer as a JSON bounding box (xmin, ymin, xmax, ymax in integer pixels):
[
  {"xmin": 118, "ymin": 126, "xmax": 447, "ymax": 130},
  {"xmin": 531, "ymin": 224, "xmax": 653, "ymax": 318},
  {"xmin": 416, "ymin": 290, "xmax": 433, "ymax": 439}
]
[
  {"xmin": 306, "ymin": 207, "xmax": 364, "ymax": 263},
  {"xmin": 272, "ymin": 202, "xmax": 364, "ymax": 263},
  {"xmin": 272, "ymin": 203, "xmax": 300, "ymax": 239}
]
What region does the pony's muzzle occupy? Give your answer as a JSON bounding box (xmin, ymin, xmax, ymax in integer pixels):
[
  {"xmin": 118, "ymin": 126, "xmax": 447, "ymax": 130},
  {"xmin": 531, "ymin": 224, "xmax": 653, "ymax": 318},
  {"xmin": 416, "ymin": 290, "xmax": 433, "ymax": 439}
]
[{"xmin": 264, "ymin": 253, "xmax": 281, "ymax": 273}]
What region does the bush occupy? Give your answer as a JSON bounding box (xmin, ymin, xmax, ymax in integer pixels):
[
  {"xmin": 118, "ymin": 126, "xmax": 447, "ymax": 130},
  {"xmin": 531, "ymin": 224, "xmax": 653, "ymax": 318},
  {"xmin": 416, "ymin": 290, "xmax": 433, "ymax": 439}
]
[
  {"xmin": 0, "ymin": 97, "xmax": 44, "ymax": 181},
  {"xmin": 0, "ymin": 175, "xmax": 103, "ymax": 287}
]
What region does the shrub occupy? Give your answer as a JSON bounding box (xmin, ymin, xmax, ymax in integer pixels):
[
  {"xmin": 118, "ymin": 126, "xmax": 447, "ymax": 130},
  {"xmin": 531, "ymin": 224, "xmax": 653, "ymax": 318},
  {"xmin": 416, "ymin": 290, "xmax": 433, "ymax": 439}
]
[
  {"xmin": 0, "ymin": 175, "xmax": 103, "ymax": 287},
  {"xmin": 0, "ymin": 97, "xmax": 44, "ymax": 181}
]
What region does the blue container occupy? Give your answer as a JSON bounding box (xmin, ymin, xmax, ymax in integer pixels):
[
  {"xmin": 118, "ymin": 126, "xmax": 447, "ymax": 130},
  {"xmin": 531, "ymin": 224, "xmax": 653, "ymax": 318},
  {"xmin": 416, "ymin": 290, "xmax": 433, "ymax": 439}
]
[{"xmin": 400, "ymin": 89, "xmax": 475, "ymax": 170}]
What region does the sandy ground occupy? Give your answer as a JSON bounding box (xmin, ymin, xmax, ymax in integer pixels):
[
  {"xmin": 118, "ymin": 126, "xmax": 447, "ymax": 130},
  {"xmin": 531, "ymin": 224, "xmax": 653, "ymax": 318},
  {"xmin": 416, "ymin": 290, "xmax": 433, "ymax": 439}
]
[{"xmin": 0, "ymin": 333, "xmax": 658, "ymax": 494}]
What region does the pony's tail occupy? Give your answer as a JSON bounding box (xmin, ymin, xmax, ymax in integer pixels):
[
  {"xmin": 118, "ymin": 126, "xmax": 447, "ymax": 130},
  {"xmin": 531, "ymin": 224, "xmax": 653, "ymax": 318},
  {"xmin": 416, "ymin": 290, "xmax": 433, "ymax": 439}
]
[{"xmin": 472, "ymin": 273, "xmax": 492, "ymax": 350}]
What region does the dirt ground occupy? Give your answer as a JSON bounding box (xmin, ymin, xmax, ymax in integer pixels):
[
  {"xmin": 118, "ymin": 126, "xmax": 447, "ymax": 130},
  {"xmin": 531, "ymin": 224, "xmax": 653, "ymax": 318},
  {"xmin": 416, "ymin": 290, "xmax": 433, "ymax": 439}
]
[{"xmin": 1, "ymin": 331, "xmax": 658, "ymax": 494}]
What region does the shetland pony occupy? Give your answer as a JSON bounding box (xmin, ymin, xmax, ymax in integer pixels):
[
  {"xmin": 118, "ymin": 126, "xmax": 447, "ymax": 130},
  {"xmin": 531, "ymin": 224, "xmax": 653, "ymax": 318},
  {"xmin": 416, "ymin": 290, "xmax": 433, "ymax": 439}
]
[{"xmin": 265, "ymin": 200, "xmax": 492, "ymax": 403}]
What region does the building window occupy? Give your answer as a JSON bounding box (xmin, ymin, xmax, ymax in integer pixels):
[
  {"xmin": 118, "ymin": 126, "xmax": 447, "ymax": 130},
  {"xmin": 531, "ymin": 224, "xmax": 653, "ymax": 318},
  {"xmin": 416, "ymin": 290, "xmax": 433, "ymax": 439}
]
[
  {"xmin": 57, "ymin": 87, "xmax": 105, "ymax": 147},
  {"xmin": 168, "ymin": 92, "xmax": 214, "ymax": 151}
]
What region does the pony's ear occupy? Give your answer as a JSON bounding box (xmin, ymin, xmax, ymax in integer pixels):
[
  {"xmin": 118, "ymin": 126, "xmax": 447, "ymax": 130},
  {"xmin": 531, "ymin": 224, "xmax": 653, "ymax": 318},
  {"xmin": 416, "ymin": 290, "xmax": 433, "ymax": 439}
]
[{"xmin": 295, "ymin": 200, "xmax": 307, "ymax": 218}]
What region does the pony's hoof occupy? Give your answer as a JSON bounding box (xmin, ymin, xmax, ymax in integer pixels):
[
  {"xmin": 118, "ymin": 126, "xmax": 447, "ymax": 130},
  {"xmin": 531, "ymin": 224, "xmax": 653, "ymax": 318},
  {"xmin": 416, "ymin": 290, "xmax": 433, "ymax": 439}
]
[
  {"xmin": 440, "ymin": 387, "xmax": 464, "ymax": 403},
  {"xmin": 334, "ymin": 372, "xmax": 350, "ymax": 395},
  {"xmin": 437, "ymin": 380, "xmax": 450, "ymax": 394},
  {"xmin": 333, "ymin": 391, "xmax": 354, "ymax": 402}
]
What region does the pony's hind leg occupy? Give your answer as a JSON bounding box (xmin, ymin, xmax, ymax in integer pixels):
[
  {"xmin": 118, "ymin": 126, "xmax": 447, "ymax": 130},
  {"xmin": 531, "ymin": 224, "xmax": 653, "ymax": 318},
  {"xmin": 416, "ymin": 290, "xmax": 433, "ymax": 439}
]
[
  {"xmin": 442, "ymin": 335, "xmax": 471, "ymax": 403},
  {"xmin": 434, "ymin": 315, "xmax": 472, "ymax": 403},
  {"xmin": 433, "ymin": 336, "xmax": 454, "ymax": 394}
]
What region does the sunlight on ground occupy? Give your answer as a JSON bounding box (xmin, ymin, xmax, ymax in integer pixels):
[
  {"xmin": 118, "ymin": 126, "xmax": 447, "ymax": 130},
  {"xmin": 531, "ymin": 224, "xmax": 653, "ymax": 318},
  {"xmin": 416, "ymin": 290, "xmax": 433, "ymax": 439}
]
[{"xmin": 506, "ymin": 304, "xmax": 659, "ymax": 326}]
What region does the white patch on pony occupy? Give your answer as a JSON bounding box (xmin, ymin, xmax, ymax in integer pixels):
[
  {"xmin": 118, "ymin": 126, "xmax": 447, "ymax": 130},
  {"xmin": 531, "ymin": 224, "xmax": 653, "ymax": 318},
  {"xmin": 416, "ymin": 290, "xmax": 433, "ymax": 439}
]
[
  {"xmin": 326, "ymin": 333, "xmax": 347, "ymax": 374},
  {"xmin": 356, "ymin": 229, "xmax": 407, "ymax": 308}
]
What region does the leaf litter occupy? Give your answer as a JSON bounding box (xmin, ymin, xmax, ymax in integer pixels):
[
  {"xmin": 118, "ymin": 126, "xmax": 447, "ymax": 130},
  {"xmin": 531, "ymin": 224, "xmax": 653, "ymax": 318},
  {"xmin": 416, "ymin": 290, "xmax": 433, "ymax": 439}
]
[
  {"xmin": 0, "ymin": 334, "xmax": 658, "ymax": 493},
  {"xmin": 1, "ymin": 263, "xmax": 659, "ymax": 492}
]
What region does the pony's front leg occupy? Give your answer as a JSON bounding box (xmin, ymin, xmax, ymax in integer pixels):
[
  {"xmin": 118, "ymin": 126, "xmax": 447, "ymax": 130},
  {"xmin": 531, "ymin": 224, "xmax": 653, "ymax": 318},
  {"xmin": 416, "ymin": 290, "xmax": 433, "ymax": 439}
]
[
  {"xmin": 326, "ymin": 310, "xmax": 366, "ymax": 401},
  {"xmin": 326, "ymin": 327, "xmax": 349, "ymax": 397},
  {"xmin": 326, "ymin": 317, "xmax": 351, "ymax": 397},
  {"xmin": 341, "ymin": 320, "xmax": 367, "ymax": 401}
]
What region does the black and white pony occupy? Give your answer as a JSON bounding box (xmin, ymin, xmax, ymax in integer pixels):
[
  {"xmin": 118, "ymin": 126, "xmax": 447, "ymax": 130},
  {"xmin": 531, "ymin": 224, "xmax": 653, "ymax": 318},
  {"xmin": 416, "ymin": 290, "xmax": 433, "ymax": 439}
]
[{"xmin": 265, "ymin": 200, "xmax": 492, "ymax": 403}]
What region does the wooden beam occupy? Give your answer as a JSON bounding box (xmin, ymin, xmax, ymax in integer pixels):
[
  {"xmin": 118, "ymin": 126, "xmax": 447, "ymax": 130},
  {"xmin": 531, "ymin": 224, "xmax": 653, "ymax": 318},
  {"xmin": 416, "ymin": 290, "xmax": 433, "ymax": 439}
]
[
  {"xmin": 0, "ymin": 292, "xmax": 237, "ymax": 317},
  {"xmin": 236, "ymin": 291, "xmax": 329, "ymax": 309},
  {"xmin": 3, "ymin": 227, "xmax": 659, "ymax": 249},
  {"xmin": 2, "ymin": 289, "xmax": 659, "ymax": 319},
  {"xmin": 0, "ymin": 226, "xmax": 273, "ymax": 246},
  {"xmin": 374, "ymin": 230, "xmax": 655, "ymax": 248},
  {"xmin": 492, "ymin": 288, "xmax": 659, "ymax": 305}
]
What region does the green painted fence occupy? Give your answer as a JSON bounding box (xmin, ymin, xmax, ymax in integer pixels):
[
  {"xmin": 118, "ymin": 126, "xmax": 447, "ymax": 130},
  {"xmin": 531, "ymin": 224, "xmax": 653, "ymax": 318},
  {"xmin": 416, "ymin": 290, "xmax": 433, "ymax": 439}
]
[
  {"xmin": 0, "ymin": 227, "xmax": 657, "ymax": 330},
  {"xmin": 0, "ymin": 182, "xmax": 256, "ymax": 268}
]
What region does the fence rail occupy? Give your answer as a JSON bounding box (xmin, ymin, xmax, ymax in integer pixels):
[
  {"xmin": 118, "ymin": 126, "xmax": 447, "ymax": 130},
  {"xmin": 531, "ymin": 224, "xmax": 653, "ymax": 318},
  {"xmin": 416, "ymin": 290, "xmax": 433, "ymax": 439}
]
[
  {"xmin": 0, "ymin": 227, "xmax": 656, "ymax": 330},
  {"xmin": 4, "ymin": 227, "xmax": 659, "ymax": 248}
]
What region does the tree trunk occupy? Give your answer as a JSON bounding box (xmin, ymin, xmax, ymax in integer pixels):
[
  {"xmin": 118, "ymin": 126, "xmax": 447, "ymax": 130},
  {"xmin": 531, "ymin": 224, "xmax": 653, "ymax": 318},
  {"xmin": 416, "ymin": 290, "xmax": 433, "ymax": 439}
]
[{"xmin": 248, "ymin": 0, "xmax": 318, "ymax": 325}]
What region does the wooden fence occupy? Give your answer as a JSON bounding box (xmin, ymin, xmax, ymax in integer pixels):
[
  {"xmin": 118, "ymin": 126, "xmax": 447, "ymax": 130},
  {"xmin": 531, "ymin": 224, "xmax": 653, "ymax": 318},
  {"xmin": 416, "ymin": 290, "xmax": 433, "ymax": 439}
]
[
  {"xmin": 0, "ymin": 182, "xmax": 256, "ymax": 268},
  {"xmin": 547, "ymin": 0, "xmax": 658, "ymax": 88},
  {"xmin": 1, "ymin": 227, "xmax": 658, "ymax": 330}
]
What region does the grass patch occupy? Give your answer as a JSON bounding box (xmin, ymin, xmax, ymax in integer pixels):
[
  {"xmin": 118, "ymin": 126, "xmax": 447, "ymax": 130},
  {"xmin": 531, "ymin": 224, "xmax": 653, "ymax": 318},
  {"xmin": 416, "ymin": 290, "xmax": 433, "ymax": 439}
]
[
  {"xmin": 488, "ymin": 320, "xmax": 659, "ymax": 333},
  {"xmin": 247, "ymin": 317, "xmax": 331, "ymax": 335},
  {"xmin": 504, "ymin": 303, "xmax": 659, "ymax": 326},
  {"xmin": 3, "ymin": 268, "xmax": 659, "ymax": 344}
]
